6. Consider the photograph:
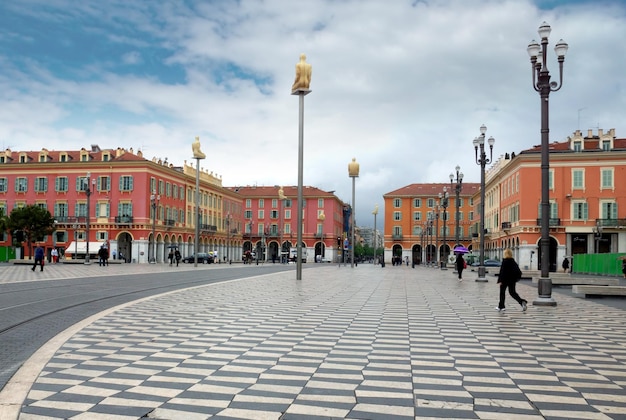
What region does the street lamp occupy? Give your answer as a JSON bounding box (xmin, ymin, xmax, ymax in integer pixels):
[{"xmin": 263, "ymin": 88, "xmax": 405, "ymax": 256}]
[
  {"xmin": 434, "ymin": 201, "xmax": 440, "ymax": 268},
  {"xmin": 192, "ymin": 137, "xmax": 206, "ymax": 268},
  {"xmin": 150, "ymin": 191, "xmax": 160, "ymax": 263},
  {"xmin": 427, "ymin": 215, "xmax": 434, "ymax": 266},
  {"xmin": 278, "ymin": 187, "xmax": 286, "ymax": 263},
  {"xmin": 84, "ymin": 173, "xmax": 95, "ymax": 265},
  {"xmin": 594, "ymin": 221, "xmax": 603, "ymax": 254},
  {"xmin": 528, "ymin": 21, "xmax": 567, "ymax": 306},
  {"xmin": 449, "ymin": 166, "xmax": 464, "ymax": 248},
  {"xmin": 348, "ymin": 158, "xmax": 359, "ymax": 268},
  {"xmin": 439, "ymin": 187, "xmax": 449, "ymax": 270},
  {"xmin": 372, "ymin": 204, "xmax": 379, "ymax": 264},
  {"xmin": 473, "ymin": 124, "xmax": 495, "ymax": 282},
  {"xmin": 318, "ymin": 211, "xmax": 325, "ymax": 261},
  {"xmin": 226, "ymin": 213, "xmax": 232, "ymax": 264}
]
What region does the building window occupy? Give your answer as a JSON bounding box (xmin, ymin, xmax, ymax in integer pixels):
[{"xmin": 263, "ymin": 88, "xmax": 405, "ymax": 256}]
[
  {"xmin": 318, "ymin": 199, "xmax": 324, "ymax": 208},
  {"xmin": 285, "ymin": 209, "xmax": 291, "ymax": 219},
  {"xmin": 60, "ymin": 154, "xmax": 67, "ymax": 162},
  {"xmin": 393, "ymin": 226, "xmax": 402, "ymax": 236},
  {"xmin": 413, "ymin": 226, "xmax": 422, "ymax": 235},
  {"xmin": 549, "ymin": 169, "xmax": 554, "ymax": 190},
  {"xmin": 413, "ymin": 211, "xmax": 421, "ymax": 221},
  {"xmin": 39, "ymin": 155, "xmax": 46, "ymax": 162},
  {"xmin": 19, "ymin": 154, "xmax": 27, "ymax": 163},
  {"xmin": 245, "ymin": 199, "xmax": 251, "ymax": 208},
  {"xmin": 427, "ymin": 198, "xmax": 435, "ymax": 208},
  {"xmin": 573, "ymin": 141, "xmax": 582, "ymax": 152},
  {"xmin": 572, "ymin": 169, "xmax": 584, "ymax": 190},
  {"xmin": 0, "ymin": 178, "xmax": 7, "ymax": 193},
  {"xmin": 270, "ymin": 210, "xmax": 279, "ymax": 219},
  {"xmin": 166, "ymin": 182, "xmax": 171, "ymax": 197},
  {"xmin": 394, "ymin": 198, "xmax": 402, "ymax": 208},
  {"xmin": 272, "ymin": 199, "xmax": 278, "ymax": 208},
  {"xmin": 602, "ymin": 140, "xmax": 610, "ymax": 151},
  {"xmin": 120, "ymin": 176, "xmax": 134, "ymax": 191},
  {"xmin": 75, "ymin": 202, "xmax": 87, "ymax": 217},
  {"xmin": 572, "ymin": 202, "xmax": 588, "ymax": 221},
  {"xmin": 413, "ymin": 198, "xmax": 421, "ymax": 207},
  {"xmin": 55, "ymin": 177, "xmax": 68, "ymax": 192},
  {"xmin": 96, "ymin": 202, "xmax": 110, "ymax": 218},
  {"xmin": 258, "ymin": 210, "xmax": 264, "ymax": 219},
  {"xmin": 259, "ymin": 199, "xmax": 265, "ymax": 209},
  {"xmin": 244, "ymin": 210, "xmax": 252, "ymax": 219},
  {"xmin": 76, "ymin": 176, "xmax": 88, "ymax": 191},
  {"xmin": 118, "ymin": 202, "xmax": 133, "ymax": 217},
  {"xmin": 97, "ymin": 231, "xmax": 108, "ymax": 241},
  {"xmin": 393, "ymin": 211, "xmax": 402, "ymax": 221},
  {"xmin": 80, "ymin": 153, "xmax": 89, "ymax": 162},
  {"xmin": 157, "ymin": 180, "xmax": 164, "ymax": 195},
  {"xmin": 97, "ymin": 176, "xmax": 110, "ymax": 192},
  {"xmin": 601, "ymin": 168, "xmax": 613, "ymax": 189},
  {"xmin": 601, "ymin": 202, "xmax": 618, "ymax": 219},
  {"xmin": 15, "ymin": 177, "xmax": 28, "ymax": 192},
  {"xmin": 54, "ymin": 203, "xmax": 69, "ymax": 220}
]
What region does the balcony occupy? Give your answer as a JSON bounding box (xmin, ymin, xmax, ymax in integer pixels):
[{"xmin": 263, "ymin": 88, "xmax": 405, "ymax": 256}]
[
  {"xmin": 164, "ymin": 219, "xmax": 175, "ymax": 227},
  {"xmin": 115, "ymin": 216, "xmax": 133, "ymax": 224},
  {"xmin": 596, "ymin": 218, "xmax": 626, "ymax": 228},
  {"xmin": 391, "ymin": 234, "xmax": 403, "ymax": 241},
  {"xmin": 200, "ymin": 224, "xmax": 217, "ymax": 233},
  {"xmin": 501, "ymin": 222, "xmax": 512, "ymax": 230},
  {"xmin": 535, "ymin": 218, "xmax": 561, "ymax": 227}
]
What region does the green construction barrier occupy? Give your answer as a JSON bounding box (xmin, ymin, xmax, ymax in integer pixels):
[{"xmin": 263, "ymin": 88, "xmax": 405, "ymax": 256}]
[
  {"xmin": 0, "ymin": 246, "xmax": 17, "ymax": 262},
  {"xmin": 572, "ymin": 253, "xmax": 625, "ymax": 276}
]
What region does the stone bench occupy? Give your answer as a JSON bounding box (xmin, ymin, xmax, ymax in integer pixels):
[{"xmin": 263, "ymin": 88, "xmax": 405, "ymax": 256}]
[
  {"xmin": 572, "ymin": 285, "xmax": 626, "ymax": 297},
  {"xmin": 532, "ymin": 277, "xmax": 619, "ymax": 286}
]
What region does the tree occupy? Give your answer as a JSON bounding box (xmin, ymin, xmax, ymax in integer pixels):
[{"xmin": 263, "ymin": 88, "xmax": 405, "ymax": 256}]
[
  {"xmin": 0, "ymin": 209, "xmax": 8, "ymax": 242},
  {"xmin": 8, "ymin": 205, "xmax": 56, "ymax": 258}
]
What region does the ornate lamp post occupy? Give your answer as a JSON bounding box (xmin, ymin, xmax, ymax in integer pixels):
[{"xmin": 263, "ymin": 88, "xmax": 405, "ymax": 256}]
[
  {"xmin": 226, "ymin": 213, "xmax": 232, "ymax": 264},
  {"xmin": 348, "ymin": 158, "xmax": 359, "ymax": 268},
  {"xmin": 473, "ymin": 125, "xmax": 495, "ymax": 282},
  {"xmin": 528, "ymin": 22, "xmax": 568, "ymax": 306},
  {"xmin": 372, "ymin": 204, "xmax": 379, "ymax": 264},
  {"xmin": 84, "ymin": 173, "xmax": 95, "ymax": 265},
  {"xmin": 150, "ymin": 191, "xmax": 160, "ymax": 263},
  {"xmin": 318, "ymin": 211, "xmax": 325, "ymax": 261},
  {"xmin": 278, "ymin": 187, "xmax": 286, "ymax": 263},
  {"xmin": 434, "ymin": 202, "xmax": 440, "ymax": 268},
  {"xmin": 439, "ymin": 187, "xmax": 449, "ymax": 270},
  {"xmin": 427, "ymin": 215, "xmax": 434, "ymax": 266},
  {"xmin": 594, "ymin": 221, "xmax": 603, "ymax": 254},
  {"xmin": 449, "ymin": 166, "xmax": 463, "ymax": 248}
]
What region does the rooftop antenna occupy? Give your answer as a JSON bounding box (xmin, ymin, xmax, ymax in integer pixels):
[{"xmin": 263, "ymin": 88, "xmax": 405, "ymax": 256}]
[{"xmin": 577, "ymin": 108, "xmax": 585, "ymax": 130}]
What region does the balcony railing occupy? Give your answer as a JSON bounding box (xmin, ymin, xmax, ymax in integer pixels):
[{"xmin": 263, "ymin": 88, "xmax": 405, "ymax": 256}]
[
  {"xmin": 596, "ymin": 218, "xmax": 626, "ymax": 228},
  {"xmin": 501, "ymin": 221, "xmax": 511, "ymax": 230},
  {"xmin": 115, "ymin": 216, "xmax": 133, "ymax": 224},
  {"xmin": 164, "ymin": 219, "xmax": 175, "ymax": 226},
  {"xmin": 391, "ymin": 234, "xmax": 403, "ymax": 240},
  {"xmin": 535, "ymin": 218, "xmax": 561, "ymax": 227},
  {"xmin": 200, "ymin": 224, "xmax": 217, "ymax": 233}
]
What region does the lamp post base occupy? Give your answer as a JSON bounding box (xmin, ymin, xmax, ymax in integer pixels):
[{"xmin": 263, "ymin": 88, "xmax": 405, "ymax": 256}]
[
  {"xmin": 533, "ymin": 277, "xmax": 557, "ymax": 306},
  {"xmin": 475, "ymin": 266, "xmax": 488, "ymax": 282}
]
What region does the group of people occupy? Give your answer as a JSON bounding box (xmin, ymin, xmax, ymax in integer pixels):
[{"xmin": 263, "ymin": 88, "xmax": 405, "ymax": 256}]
[{"xmin": 168, "ymin": 249, "xmax": 181, "ymax": 266}]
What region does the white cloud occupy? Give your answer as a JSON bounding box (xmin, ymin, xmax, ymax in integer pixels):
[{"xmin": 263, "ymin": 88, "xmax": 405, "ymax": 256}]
[{"xmin": 0, "ymin": 0, "xmax": 625, "ymax": 227}]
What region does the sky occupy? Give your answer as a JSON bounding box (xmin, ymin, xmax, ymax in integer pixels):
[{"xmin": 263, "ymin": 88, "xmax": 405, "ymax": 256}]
[{"xmin": 1, "ymin": 0, "xmax": 625, "ymax": 229}]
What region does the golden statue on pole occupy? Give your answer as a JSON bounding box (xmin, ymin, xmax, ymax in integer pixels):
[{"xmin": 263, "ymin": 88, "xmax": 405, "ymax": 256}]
[{"xmin": 291, "ymin": 53, "xmax": 312, "ymax": 93}]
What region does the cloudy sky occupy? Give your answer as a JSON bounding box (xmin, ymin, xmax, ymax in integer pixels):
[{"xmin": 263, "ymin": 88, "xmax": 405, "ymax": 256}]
[{"xmin": 1, "ymin": 0, "xmax": 625, "ymax": 228}]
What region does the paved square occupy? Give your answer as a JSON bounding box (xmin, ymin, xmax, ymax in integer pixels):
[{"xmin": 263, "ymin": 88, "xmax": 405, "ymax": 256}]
[{"xmin": 8, "ymin": 265, "xmax": 626, "ymax": 419}]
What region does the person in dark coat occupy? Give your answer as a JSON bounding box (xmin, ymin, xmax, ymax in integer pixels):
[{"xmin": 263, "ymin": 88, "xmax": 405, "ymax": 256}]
[
  {"xmin": 496, "ymin": 248, "xmax": 527, "ymax": 312},
  {"xmin": 32, "ymin": 245, "xmax": 45, "ymax": 272},
  {"xmin": 455, "ymin": 253, "xmax": 465, "ymax": 281}
]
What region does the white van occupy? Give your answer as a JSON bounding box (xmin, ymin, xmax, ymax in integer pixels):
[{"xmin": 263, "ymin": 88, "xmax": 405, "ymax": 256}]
[{"xmin": 289, "ymin": 248, "xmax": 307, "ymax": 263}]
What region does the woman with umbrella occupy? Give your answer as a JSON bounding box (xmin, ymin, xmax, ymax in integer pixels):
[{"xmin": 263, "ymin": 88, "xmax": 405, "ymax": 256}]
[{"xmin": 454, "ymin": 246, "xmax": 468, "ymax": 282}]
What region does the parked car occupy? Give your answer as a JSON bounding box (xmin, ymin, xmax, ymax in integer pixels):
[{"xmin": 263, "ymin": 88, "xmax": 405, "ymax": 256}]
[
  {"xmin": 182, "ymin": 253, "xmax": 214, "ymax": 264},
  {"xmin": 470, "ymin": 259, "xmax": 501, "ymax": 272}
]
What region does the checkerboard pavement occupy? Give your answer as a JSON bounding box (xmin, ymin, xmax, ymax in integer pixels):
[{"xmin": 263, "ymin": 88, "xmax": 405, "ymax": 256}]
[{"xmin": 4, "ymin": 265, "xmax": 626, "ymax": 419}]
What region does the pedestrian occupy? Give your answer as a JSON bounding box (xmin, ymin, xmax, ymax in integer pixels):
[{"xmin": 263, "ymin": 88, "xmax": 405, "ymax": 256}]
[
  {"xmin": 496, "ymin": 248, "xmax": 527, "ymax": 312},
  {"xmin": 104, "ymin": 247, "xmax": 109, "ymax": 266},
  {"xmin": 622, "ymin": 258, "xmax": 626, "ymax": 279},
  {"xmin": 98, "ymin": 246, "xmax": 107, "ymax": 266},
  {"xmin": 32, "ymin": 245, "xmax": 45, "ymax": 272},
  {"xmin": 168, "ymin": 250, "xmax": 174, "ymax": 266},
  {"xmin": 562, "ymin": 257, "xmax": 570, "ymax": 273},
  {"xmin": 174, "ymin": 249, "xmax": 181, "ymax": 267},
  {"xmin": 455, "ymin": 253, "xmax": 466, "ymax": 282},
  {"xmin": 51, "ymin": 248, "xmax": 58, "ymax": 264},
  {"xmin": 112, "ymin": 249, "xmax": 117, "ymax": 260}
]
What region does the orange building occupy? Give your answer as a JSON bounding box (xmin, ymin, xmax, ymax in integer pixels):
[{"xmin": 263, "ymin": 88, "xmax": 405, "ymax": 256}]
[
  {"xmin": 383, "ymin": 182, "xmax": 480, "ymax": 265},
  {"xmin": 0, "ymin": 145, "xmax": 242, "ymax": 263},
  {"xmin": 230, "ymin": 185, "xmax": 347, "ymax": 263},
  {"xmin": 472, "ymin": 128, "xmax": 626, "ymax": 271}
]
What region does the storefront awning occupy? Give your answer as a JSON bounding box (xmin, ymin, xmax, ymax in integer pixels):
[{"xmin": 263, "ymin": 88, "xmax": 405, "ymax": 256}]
[{"xmin": 64, "ymin": 242, "xmax": 106, "ymax": 254}]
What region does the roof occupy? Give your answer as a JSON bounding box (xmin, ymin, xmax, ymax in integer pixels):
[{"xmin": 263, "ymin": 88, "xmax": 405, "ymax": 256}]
[
  {"xmin": 384, "ymin": 183, "xmax": 480, "ymax": 197},
  {"xmin": 521, "ymin": 138, "xmax": 626, "ymax": 154},
  {"xmin": 227, "ymin": 185, "xmax": 341, "ymax": 199},
  {"xmin": 0, "ymin": 146, "xmax": 146, "ymax": 163}
]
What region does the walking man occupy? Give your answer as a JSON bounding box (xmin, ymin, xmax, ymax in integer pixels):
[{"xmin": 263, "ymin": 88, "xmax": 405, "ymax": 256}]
[{"xmin": 32, "ymin": 245, "xmax": 45, "ymax": 272}]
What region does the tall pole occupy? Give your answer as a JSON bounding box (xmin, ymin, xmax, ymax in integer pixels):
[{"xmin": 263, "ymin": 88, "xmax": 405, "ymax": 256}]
[
  {"xmin": 192, "ymin": 137, "xmax": 206, "ymax": 268},
  {"xmin": 434, "ymin": 203, "xmax": 439, "ymax": 268},
  {"xmin": 528, "ymin": 22, "xmax": 567, "ymax": 306},
  {"xmin": 348, "ymin": 158, "xmax": 359, "ymax": 268},
  {"xmin": 291, "ymin": 53, "xmax": 312, "ymax": 280},
  {"xmin": 226, "ymin": 214, "xmax": 231, "ymax": 264},
  {"xmin": 473, "ymin": 125, "xmax": 495, "ymax": 282},
  {"xmin": 450, "ymin": 166, "xmax": 463, "ymax": 248},
  {"xmin": 84, "ymin": 173, "xmax": 91, "ymax": 265},
  {"xmin": 372, "ymin": 204, "xmax": 378, "ymax": 264},
  {"xmin": 440, "ymin": 187, "xmax": 449, "ymax": 270},
  {"xmin": 150, "ymin": 192, "xmax": 158, "ymax": 263}
]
